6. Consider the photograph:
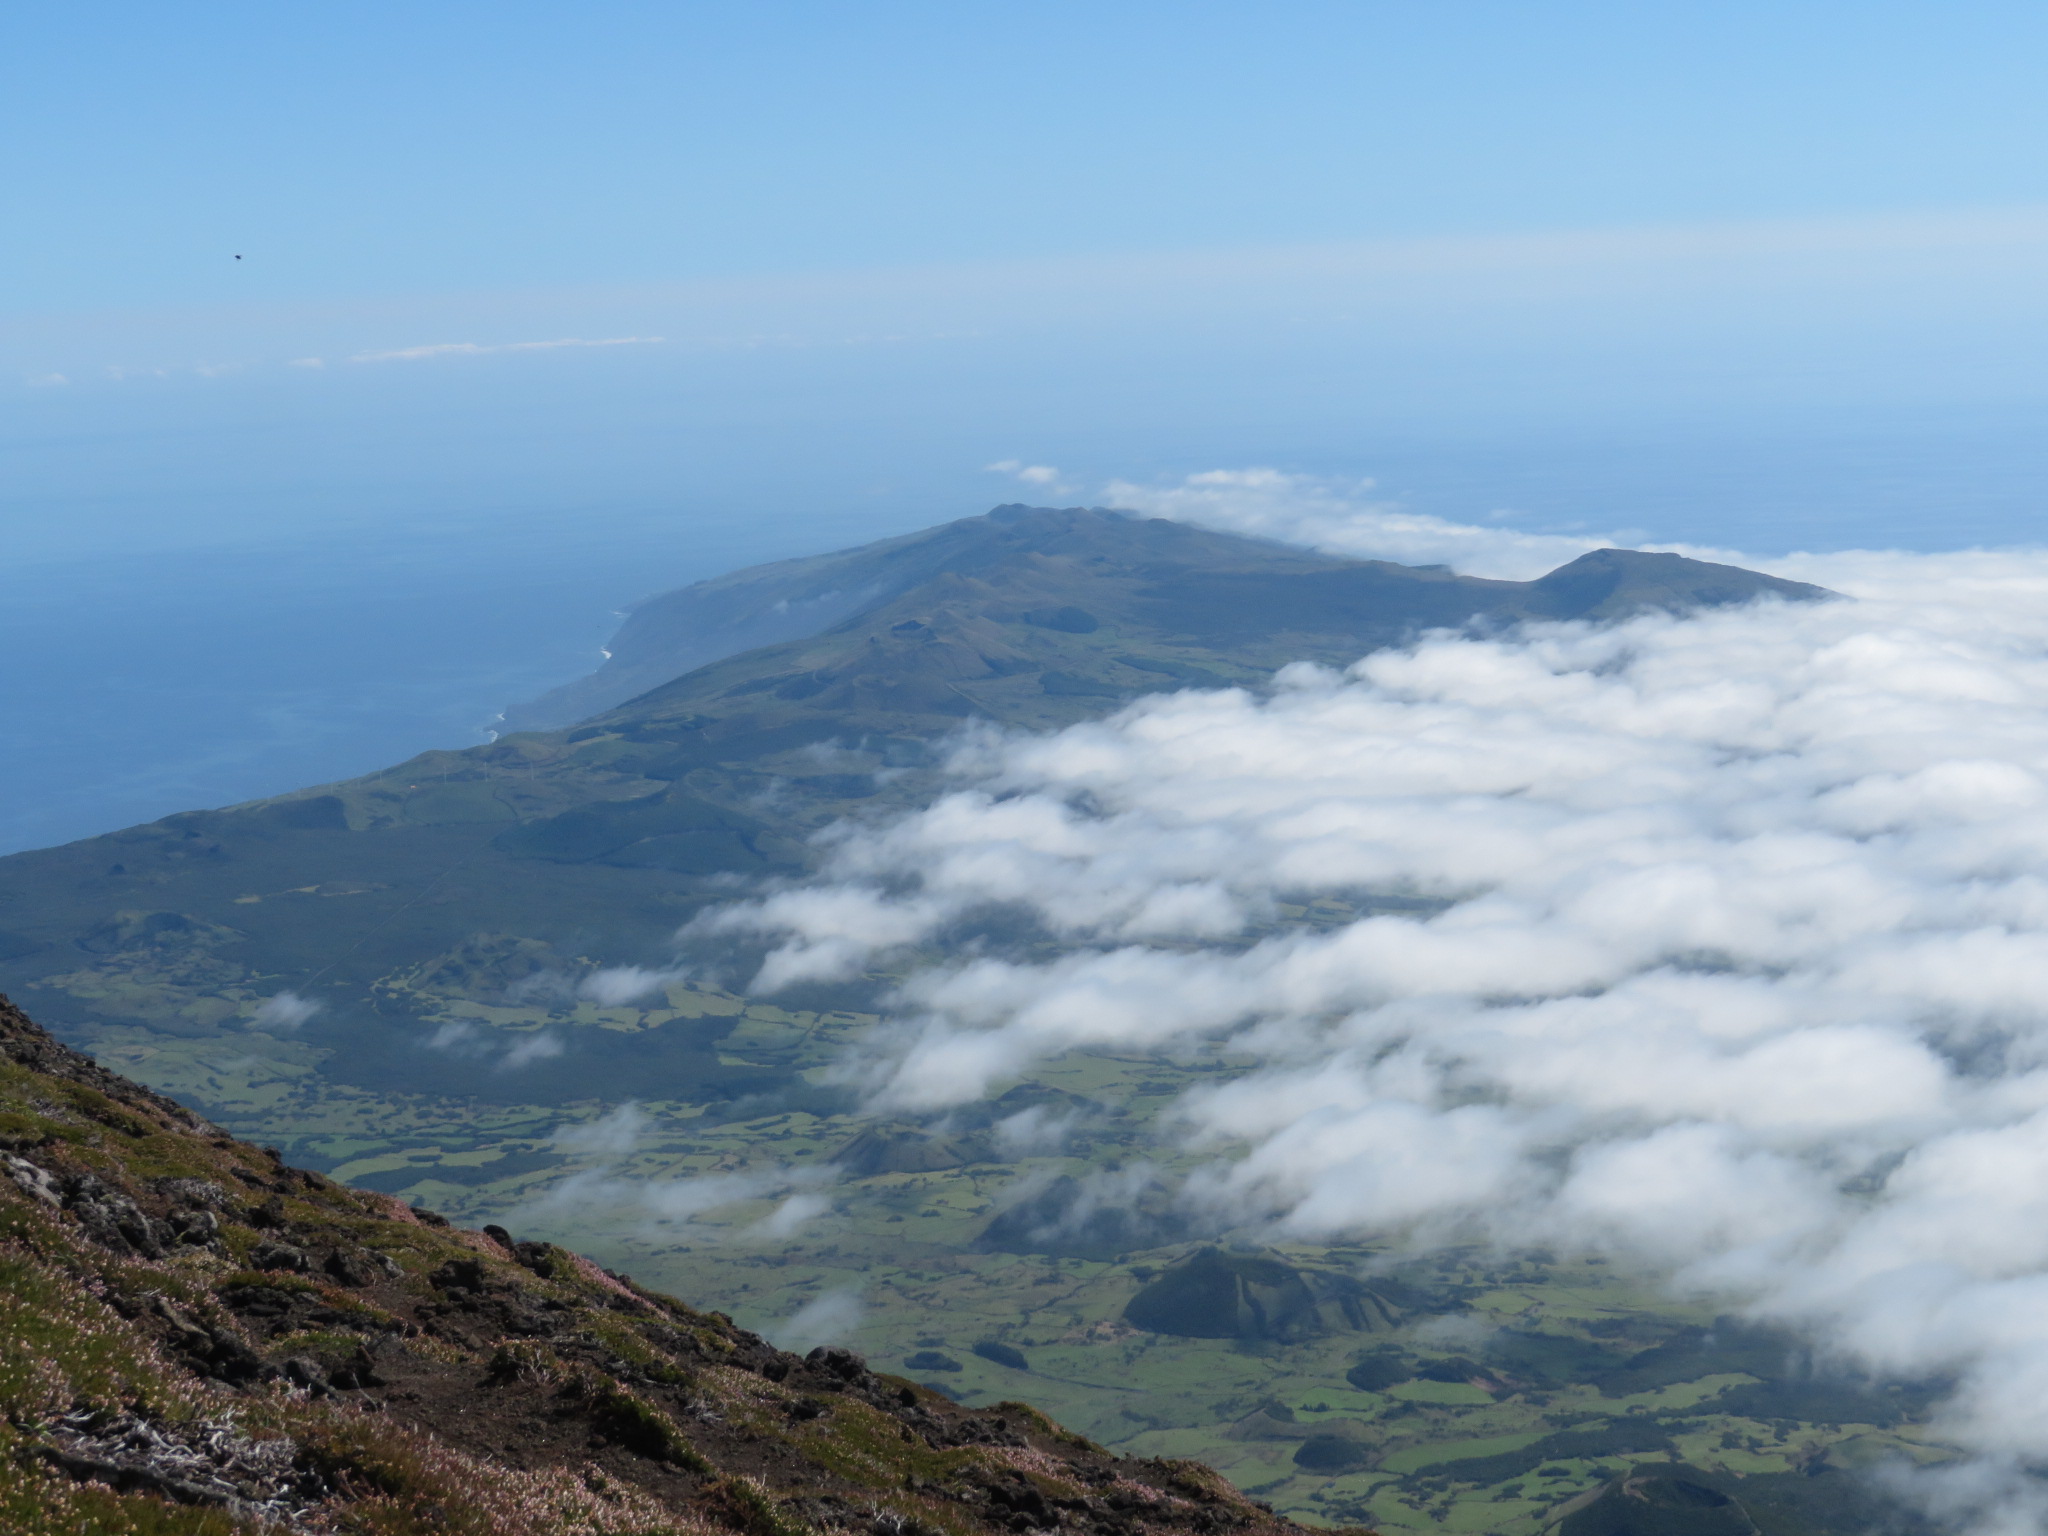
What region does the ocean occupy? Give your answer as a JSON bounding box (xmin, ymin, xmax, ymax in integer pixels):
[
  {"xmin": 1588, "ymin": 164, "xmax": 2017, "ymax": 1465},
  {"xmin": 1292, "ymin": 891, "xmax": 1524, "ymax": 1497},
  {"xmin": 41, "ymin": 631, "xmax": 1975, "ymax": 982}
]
[{"xmin": 5, "ymin": 408, "xmax": 2044, "ymax": 855}]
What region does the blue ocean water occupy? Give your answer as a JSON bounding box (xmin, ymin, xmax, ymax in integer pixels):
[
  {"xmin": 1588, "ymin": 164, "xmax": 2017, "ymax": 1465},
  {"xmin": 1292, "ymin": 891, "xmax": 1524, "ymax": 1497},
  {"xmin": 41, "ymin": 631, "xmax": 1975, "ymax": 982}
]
[
  {"xmin": 4, "ymin": 412, "xmax": 2044, "ymax": 856},
  {"xmin": 0, "ymin": 507, "xmax": 880, "ymax": 854}
]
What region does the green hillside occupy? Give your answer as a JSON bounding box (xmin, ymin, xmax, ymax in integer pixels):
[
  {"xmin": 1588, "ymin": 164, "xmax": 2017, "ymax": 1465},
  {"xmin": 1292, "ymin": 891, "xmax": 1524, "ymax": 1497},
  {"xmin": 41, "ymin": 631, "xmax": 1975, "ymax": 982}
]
[
  {"xmin": 0, "ymin": 504, "xmax": 1886, "ymax": 1533},
  {"xmin": 0, "ymin": 505, "xmax": 1826, "ymax": 1070}
]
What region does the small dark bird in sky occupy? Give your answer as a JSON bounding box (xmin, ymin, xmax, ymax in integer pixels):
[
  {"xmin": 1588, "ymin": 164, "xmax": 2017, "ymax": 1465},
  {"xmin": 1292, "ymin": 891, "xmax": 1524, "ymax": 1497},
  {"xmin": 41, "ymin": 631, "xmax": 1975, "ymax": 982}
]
[{"xmin": 234, "ymin": 254, "xmax": 242, "ymax": 260}]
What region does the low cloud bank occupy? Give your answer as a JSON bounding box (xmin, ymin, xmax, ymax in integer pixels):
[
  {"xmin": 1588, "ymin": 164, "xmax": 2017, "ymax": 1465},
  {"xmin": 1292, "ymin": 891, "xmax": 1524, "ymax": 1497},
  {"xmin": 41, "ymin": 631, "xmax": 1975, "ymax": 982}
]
[
  {"xmin": 774, "ymin": 1287, "xmax": 865, "ymax": 1352},
  {"xmin": 349, "ymin": 335, "xmax": 663, "ymax": 363},
  {"xmin": 529, "ymin": 1160, "xmax": 837, "ymax": 1236},
  {"xmin": 1105, "ymin": 467, "xmax": 1623, "ymax": 579},
  {"xmin": 703, "ymin": 502, "xmax": 2048, "ymax": 1516},
  {"xmin": 425, "ymin": 1019, "xmax": 564, "ymax": 1071}
]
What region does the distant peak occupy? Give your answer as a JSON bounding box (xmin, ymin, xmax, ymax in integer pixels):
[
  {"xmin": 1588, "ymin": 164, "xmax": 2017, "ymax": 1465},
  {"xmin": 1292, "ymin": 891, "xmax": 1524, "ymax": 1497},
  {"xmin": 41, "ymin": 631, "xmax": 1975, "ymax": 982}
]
[
  {"xmin": 1528, "ymin": 546, "xmax": 1833, "ymax": 620},
  {"xmin": 984, "ymin": 502, "xmax": 1124, "ymax": 524}
]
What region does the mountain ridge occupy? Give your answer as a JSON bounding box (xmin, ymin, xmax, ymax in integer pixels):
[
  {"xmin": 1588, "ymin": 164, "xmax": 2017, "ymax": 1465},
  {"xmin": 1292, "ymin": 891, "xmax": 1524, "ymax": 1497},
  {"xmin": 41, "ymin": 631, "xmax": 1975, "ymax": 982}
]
[
  {"xmin": 502, "ymin": 505, "xmax": 1355, "ymax": 731},
  {"xmin": 504, "ymin": 506, "xmax": 1825, "ymax": 732}
]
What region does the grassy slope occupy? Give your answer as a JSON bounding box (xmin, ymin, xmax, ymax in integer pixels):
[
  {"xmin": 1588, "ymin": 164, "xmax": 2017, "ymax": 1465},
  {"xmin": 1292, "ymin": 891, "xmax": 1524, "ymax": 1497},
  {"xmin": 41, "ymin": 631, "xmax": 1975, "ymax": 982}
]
[{"xmin": 0, "ymin": 989, "xmax": 1322, "ymax": 1536}]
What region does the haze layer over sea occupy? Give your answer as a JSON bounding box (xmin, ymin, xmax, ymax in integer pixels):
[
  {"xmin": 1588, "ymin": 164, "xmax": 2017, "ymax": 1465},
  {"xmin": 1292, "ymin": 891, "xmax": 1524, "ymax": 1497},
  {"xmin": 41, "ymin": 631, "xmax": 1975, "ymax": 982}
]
[
  {"xmin": 12, "ymin": 204, "xmax": 2048, "ymax": 853},
  {"xmin": 6, "ymin": 413, "xmax": 2048, "ymax": 857}
]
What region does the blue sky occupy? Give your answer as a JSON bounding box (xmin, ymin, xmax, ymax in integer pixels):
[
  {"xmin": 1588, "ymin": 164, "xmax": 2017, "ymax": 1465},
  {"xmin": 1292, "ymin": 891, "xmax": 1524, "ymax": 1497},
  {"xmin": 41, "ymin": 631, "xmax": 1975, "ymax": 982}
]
[
  {"xmin": 12, "ymin": 2, "xmax": 2048, "ymax": 308},
  {"xmin": 12, "ymin": 2, "xmax": 2048, "ymax": 520},
  {"xmin": 7, "ymin": 3, "xmax": 2048, "ymax": 848}
]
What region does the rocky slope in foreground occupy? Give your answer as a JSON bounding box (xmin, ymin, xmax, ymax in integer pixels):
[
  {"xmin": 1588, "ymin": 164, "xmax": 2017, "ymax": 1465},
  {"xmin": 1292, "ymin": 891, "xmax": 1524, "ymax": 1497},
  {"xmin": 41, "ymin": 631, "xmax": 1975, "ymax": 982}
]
[{"xmin": 0, "ymin": 991, "xmax": 1324, "ymax": 1536}]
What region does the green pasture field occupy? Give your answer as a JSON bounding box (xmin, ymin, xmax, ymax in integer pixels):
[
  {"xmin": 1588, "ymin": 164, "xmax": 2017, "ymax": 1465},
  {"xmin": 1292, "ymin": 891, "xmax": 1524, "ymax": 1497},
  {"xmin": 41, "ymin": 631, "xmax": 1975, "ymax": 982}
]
[{"xmin": 46, "ymin": 970, "xmax": 1952, "ymax": 1533}]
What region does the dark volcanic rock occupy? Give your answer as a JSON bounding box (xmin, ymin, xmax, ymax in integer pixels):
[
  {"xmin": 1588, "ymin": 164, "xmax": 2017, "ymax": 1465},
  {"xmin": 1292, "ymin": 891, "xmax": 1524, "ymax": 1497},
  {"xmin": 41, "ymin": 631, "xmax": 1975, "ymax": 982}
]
[
  {"xmin": 1344, "ymin": 1349, "xmax": 1410, "ymax": 1392},
  {"xmin": 973, "ymin": 1340, "xmax": 1030, "ymax": 1371},
  {"xmin": 835, "ymin": 1124, "xmax": 980, "ymax": 1175},
  {"xmin": 250, "ymin": 1239, "xmax": 311, "ymax": 1273},
  {"xmin": 1123, "ymin": 1246, "xmax": 1400, "ymax": 1342},
  {"xmin": 1292, "ymin": 1436, "xmax": 1373, "ymax": 1473},
  {"xmin": 1559, "ymin": 1470, "xmax": 1758, "ymax": 1536}
]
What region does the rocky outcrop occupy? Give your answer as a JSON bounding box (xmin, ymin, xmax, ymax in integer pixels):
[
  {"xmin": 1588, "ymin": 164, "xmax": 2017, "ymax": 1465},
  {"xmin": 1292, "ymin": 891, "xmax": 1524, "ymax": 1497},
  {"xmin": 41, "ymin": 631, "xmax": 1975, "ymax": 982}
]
[{"xmin": 1122, "ymin": 1247, "xmax": 1402, "ymax": 1343}]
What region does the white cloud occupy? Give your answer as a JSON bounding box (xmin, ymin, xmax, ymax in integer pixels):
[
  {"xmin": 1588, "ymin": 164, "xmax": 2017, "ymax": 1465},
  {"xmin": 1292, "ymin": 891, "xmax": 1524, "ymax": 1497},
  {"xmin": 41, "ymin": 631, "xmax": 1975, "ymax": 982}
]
[
  {"xmin": 551, "ymin": 1102, "xmax": 649, "ymax": 1159},
  {"xmin": 26, "ymin": 372, "xmax": 68, "ymax": 387},
  {"xmin": 424, "ymin": 1018, "xmax": 564, "ymax": 1071},
  {"xmin": 691, "ymin": 889, "xmax": 946, "ymax": 992},
  {"xmin": 500, "ymin": 1030, "xmax": 565, "ymax": 1068},
  {"xmin": 349, "ymin": 335, "xmax": 664, "ymax": 363},
  {"xmin": 1103, "ymin": 466, "xmax": 1667, "ymax": 580},
  {"xmin": 985, "ymin": 459, "xmax": 1069, "ymax": 492},
  {"xmin": 524, "ymin": 1161, "xmax": 838, "ymax": 1241},
  {"xmin": 250, "ymin": 990, "xmax": 320, "ymax": 1030},
  {"xmin": 752, "ymin": 1191, "xmax": 833, "ymax": 1239},
  {"xmin": 694, "ymin": 491, "xmax": 2048, "ymax": 1498},
  {"xmin": 773, "ymin": 1287, "xmax": 864, "ymax": 1352},
  {"xmin": 579, "ymin": 964, "xmax": 687, "ymax": 1006},
  {"xmin": 426, "ymin": 1020, "xmax": 480, "ymax": 1053},
  {"xmin": 990, "ymin": 1102, "xmax": 1082, "ymax": 1158}
]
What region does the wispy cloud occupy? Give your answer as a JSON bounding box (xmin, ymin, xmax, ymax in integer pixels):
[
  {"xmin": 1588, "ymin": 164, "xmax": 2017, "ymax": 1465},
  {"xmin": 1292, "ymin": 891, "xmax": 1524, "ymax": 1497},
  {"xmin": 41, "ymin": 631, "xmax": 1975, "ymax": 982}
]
[
  {"xmin": 250, "ymin": 991, "xmax": 321, "ymax": 1031},
  {"xmin": 752, "ymin": 1191, "xmax": 833, "ymax": 1240},
  {"xmin": 985, "ymin": 459, "xmax": 1077, "ymax": 499},
  {"xmin": 525, "ymin": 1162, "xmax": 837, "ymax": 1240},
  {"xmin": 500, "ymin": 1030, "xmax": 565, "ymax": 1068},
  {"xmin": 348, "ymin": 335, "xmax": 664, "ymax": 363},
  {"xmin": 771, "ymin": 1286, "xmax": 864, "ymax": 1351},
  {"xmin": 424, "ymin": 1018, "xmax": 564, "ymax": 1072},
  {"xmin": 986, "ymin": 459, "xmax": 1063, "ymax": 486},
  {"xmin": 550, "ymin": 1103, "xmax": 649, "ymax": 1158},
  {"xmin": 1104, "ymin": 467, "xmax": 1636, "ymax": 580},
  {"xmin": 578, "ymin": 964, "xmax": 688, "ymax": 1006}
]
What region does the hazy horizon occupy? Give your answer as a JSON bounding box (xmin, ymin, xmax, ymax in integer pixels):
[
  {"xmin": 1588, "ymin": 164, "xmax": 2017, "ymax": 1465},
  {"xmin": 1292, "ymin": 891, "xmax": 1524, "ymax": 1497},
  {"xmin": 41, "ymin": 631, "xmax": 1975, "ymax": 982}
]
[{"xmin": 12, "ymin": 5, "xmax": 2048, "ymax": 851}]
